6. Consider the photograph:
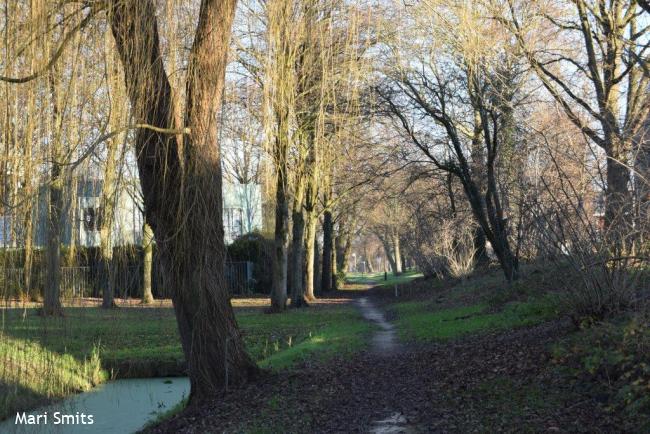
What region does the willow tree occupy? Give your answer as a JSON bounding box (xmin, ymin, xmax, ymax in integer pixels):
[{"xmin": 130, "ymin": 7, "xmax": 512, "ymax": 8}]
[
  {"xmin": 107, "ymin": 0, "xmax": 258, "ymax": 398},
  {"xmin": 263, "ymin": 0, "xmax": 299, "ymax": 311}
]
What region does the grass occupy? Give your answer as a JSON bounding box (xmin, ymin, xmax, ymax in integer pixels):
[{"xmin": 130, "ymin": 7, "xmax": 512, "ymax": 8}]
[
  {"xmin": 345, "ymin": 269, "xmax": 423, "ymax": 288},
  {"xmin": 392, "ymin": 297, "xmax": 558, "ymax": 342},
  {"xmin": 0, "ymin": 302, "xmax": 371, "ymax": 421},
  {"xmin": 0, "ymin": 336, "xmax": 105, "ymax": 421}
]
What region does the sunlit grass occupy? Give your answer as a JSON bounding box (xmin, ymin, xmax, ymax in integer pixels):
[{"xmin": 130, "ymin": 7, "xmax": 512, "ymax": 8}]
[
  {"xmin": 346, "ymin": 269, "xmax": 423, "ymax": 288},
  {"xmin": 393, "ymin": 298, "xmax": 558, "ymax": 342},
  {"xmin": 0, "ymin": 302, "xmax": 370, "ymax": 420},
  {"xmin": 0, "ymin": 336, "xmax": 104, "ymax": 420}
]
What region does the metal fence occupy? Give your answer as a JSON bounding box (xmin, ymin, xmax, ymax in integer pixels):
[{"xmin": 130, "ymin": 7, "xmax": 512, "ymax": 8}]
[{"xmin": 0, "ymin": 261, "xmax": 254, "ymax": 299}]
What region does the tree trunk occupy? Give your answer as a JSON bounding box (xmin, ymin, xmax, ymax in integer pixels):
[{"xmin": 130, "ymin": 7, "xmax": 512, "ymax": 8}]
[
  {"xmin": 636, "ymin": 130, "xmax": 650, "ymax": 241},
  {"xmin": 321, "ymin": 208, "xmax": 334, "ymax": 292},
  {"xmin": 303, "ymin": 215, "xmax": 317, "ymax": 301},
  {"xmin": 43, "ymin": 173, "xmax": 63, "ymax": 316},
  {"xmin": 392, "ymin": 229, "xmax": 402, "ymax": 275},
  {"xmin": 289, "ymin": 181, "xmax": 308, "ymax": 307},
  {"xmin": 141, "ymin": 221, "xmax": 154, "ymax": 304},
  {"xmin": 377, "ymin": 231, "xmax": 397, "ymax": 274},
  {"xmin": 289, "ymin": 210, "xmax": 307, "ymax": 307},
  {"xmin": 604, "ymin": 144, "xmax": 632, "ymax": 248},
  {"xmin": 43, "ymin": 71, "xmax": 63, "ymax": 316},
  {"xmin": 109, "ymin": 0, "xmax": 258, "ymax": 401},
  {"xmin": 331, "ymin": 233, "xmax": 338, "ymax": 290},
  {"xmin": 101, "ymin": 49, "xmax": 124, "ymax": 309},
  {"xmin": 270, "ymin": 154, "xmax": 289, "ymax": 310},
  {"xmin": 474, "ymin": 226, "xmax": 489, "ymax": 267},
  {"xmin": 314, "ymin": 235, "xmax": 322, "ymax": 295},
  {"xmin": 23, "ymin": 207, "xmax": 34, "ymax": 299}
]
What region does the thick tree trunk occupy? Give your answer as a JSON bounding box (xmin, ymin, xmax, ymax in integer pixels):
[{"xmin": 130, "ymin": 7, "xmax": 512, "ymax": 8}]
[
  {"xmin": 321, "ymin": 208, "xmax": 334, "ymax": 292},
  {"xmin": 109, "ymin": 0, "xmax": 258, "ymax": 401},
  {"xmin": 141, "ymin": 221, "xmax": 154, "ymax": 304}
]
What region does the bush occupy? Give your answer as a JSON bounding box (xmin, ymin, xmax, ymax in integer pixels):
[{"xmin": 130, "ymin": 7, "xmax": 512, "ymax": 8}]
[
  {"xmin": 227, "ymin": 232, "xmax": 273, "ymax": 294},
  {"xmin": 0, "ymin": 245, "xmax": 165, "ymax": 300},
  {"xmin": 552, "ymin": 315, "xmax": 650, "ymax": 430}
]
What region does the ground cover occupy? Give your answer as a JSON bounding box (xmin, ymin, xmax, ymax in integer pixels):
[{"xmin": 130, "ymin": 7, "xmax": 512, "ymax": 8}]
[
  {"xmin": 345, "ymin": 269, "xmax": 423, "ymax": 288},
  {"xmin": 0, "ymin": 298, "xmax": 370, "ymax": 421},
  {"xmin": 149, "ymin": 267, "xmax": 647, "ymax": 433}
]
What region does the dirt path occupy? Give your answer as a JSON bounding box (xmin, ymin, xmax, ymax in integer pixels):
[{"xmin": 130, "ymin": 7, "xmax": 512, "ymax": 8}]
[
  {"xmin": 356, "ymin": 296, "xmax": 401, "ymax": 355},
  {"xmin": 149, "ymin": 291, "xmax": 621, "ymax": 434}
]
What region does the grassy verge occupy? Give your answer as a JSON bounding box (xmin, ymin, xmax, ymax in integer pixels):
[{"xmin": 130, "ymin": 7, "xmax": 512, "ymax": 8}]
[
  {"xmin": 392, "ymin": 297, "xmax": 558, "ymax": 342},
  {"xmin": 346, "ymin": 269, "xmax": 423, "ymax": 288},
  {"xmin": 0, "ymin": 302, "xmax": 370, "ymax": 421}
]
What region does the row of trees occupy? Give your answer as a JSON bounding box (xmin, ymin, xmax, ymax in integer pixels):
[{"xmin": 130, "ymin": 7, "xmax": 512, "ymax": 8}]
[{"xmin": 1, "ymin": 0, "xmax": 649, "ymax": 407}]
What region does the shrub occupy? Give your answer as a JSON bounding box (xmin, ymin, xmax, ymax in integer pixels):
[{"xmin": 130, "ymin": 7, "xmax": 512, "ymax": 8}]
[{"xmin": 227, "ymin": 232, "xmax": 273, "ymax": 294}]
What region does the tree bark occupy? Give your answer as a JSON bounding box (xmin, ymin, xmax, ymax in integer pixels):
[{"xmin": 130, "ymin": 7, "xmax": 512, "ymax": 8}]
[
  {"xmin": 314, "ymin": 235, "xmax": 322, "ymax": 295},
  {"xmin": 392, "ymin": 229, "xmax": 402, "ymax": 275},
  {"xmin": 100, "ymin": 138, "xmax": 119, "ymax": 309},
  {"xmin": 304, "ymin": 215, "xmax": 317, "ymax": 301},
  {"xmin": 377, "ymin": 231, "xmax": 397, "ymax": 274},
  {"xmin": 270, "ymin": 147, "xmax": 289, "ymax": 310},
  {"xmin": 331, "ymin": 231, "xmax": 338, "ymax": 290},
  {"xmin": 108, "ymin": 0, "xmax": 258, "ymax": 401},
  {"xmin": 141, "ymin": 221, "xmax": 154, "ymax": 304},
  {"xmin": 43, "ymin": 71, "xmax": 63, "ymax": 316},
  {"xmin": 290, "ymin": 181, "xmax": 308, "ymax": 307},
  {"xmin": 321, "ymin": 207, "xmax": 334, "ymax": 292},
  {"xmin": 604, "ymin": 141, "xmax": 632, "ymax": 248}
]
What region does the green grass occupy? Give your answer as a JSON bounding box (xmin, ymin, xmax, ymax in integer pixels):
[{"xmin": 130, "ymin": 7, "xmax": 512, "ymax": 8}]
[
  {"xmin": 393, "ymin": 297, "xmax": 557, "ymax": 342},
  {"xmin": 346, "ymin": 269, "xmax": 423, "ymax": 288},
  {"xmin": 0, "ymin": 303, "xmax": 371, "ymax": 421}
]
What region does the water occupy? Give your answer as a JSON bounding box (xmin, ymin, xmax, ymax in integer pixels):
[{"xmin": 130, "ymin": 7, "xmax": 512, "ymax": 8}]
[
  {"xmin": 370, "ymin": 412, "xmax": 413, "ymax": 434},
  {"xmin": 0, "ymin": 377, "xmax": 189, "ymax": 434}
]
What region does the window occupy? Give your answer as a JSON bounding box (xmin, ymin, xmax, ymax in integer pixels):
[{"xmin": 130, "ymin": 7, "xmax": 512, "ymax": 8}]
[
  {"xmin": 83, "ymin": 206, "xmax": 103, "ymax": 231},
  {"xmin": 224, "ymin": 207, "xmax": 243, "ymax": 241}
]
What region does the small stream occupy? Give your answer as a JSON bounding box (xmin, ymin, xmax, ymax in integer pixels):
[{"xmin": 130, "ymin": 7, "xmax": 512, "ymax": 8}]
[{"xmin": 0, "ymin": 377, "xmax": 189, "ymax": 434}]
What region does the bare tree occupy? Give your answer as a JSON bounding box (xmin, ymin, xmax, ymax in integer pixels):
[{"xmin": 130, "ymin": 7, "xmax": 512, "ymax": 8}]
[{"xmin": 495, "ymin": 0, "xmax": 650, "ymax": 247}]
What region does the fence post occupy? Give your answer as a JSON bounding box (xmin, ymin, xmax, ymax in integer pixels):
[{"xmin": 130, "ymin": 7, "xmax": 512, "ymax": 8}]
[{"xmin": 246, "ymin": 261, "xmax": 253, "ymax": 293}]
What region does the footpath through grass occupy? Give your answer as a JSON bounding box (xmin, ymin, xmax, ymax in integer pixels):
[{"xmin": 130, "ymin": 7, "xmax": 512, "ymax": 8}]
[
  {"xmin": 0, "ymin": 301, "xmax": 370, "ymax": 421},
  {"xmin": 346, "ymin": 269, "xmax": 422, "ymax": 288},
  {"xmin": 382, "ymin": 267, "xmax": 649, "ymax": 431}
]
